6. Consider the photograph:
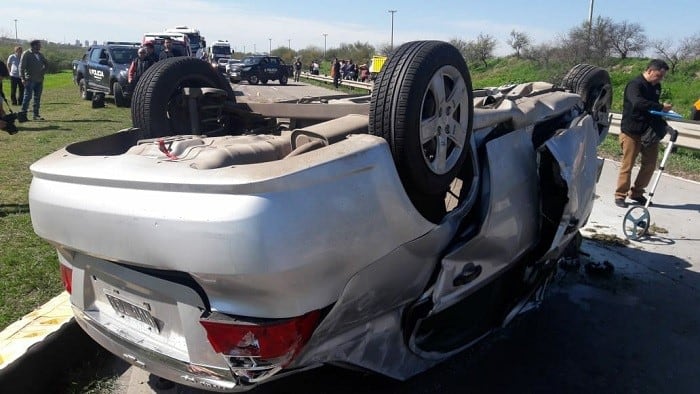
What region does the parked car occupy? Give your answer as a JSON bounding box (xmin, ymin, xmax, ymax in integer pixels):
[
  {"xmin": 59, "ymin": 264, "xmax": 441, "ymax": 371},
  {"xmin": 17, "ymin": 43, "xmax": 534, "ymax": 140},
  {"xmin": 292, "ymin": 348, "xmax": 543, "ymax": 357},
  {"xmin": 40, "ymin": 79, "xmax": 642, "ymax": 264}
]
[
  {"xmin": 29, "ymin": 41, "xmax": 611, "ymax": 392},
  {"xmin": 71, "ymin": 42, "xmax": 140, "ymax": 107},
  {"xmin": 232, "ymin": 55, "xmax": 292, "ymax": 85},
  {"xmin": 225, "ymin": 58, "xmax": 242, "ymax": 77},
  {"xmin": 216, "ymin": 57, "xmax": 231, "ymax": 73}
]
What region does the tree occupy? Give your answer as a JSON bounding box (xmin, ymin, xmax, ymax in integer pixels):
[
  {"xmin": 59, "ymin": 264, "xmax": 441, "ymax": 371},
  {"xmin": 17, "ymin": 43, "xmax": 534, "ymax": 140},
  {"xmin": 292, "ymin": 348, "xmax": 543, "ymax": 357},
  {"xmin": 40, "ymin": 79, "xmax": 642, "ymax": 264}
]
[
  {"xmin": 467, "ymin": 34, "xmax": 497, "ymax": 68},
  {"xmin": 448, "ymin": 38, "xmax": 470, "ymax": 60},
  {"xmin": 609, "ymin": 21, "xmax": 647, "ymax": 59},
  {"xmin": 559, "ymin": 16, "xmax": 614, "ymax": 64},
  {"xmin": 376, "ymin": 42, "xmax": 394, "ymax": 56},
  {"xmin": 523, "ymin": 42, "xmax": 557, "ymax": 68},
  {"xmin": 507, "ymin": 30, "xmax": 531, "ymax": 58},
  {"xmin": 651, "ymin": 38, "xmax": 688, "ymax": 74},
  {"xmin": 680, "ymin": 33, "xmax": 700, "ymax": 60}
]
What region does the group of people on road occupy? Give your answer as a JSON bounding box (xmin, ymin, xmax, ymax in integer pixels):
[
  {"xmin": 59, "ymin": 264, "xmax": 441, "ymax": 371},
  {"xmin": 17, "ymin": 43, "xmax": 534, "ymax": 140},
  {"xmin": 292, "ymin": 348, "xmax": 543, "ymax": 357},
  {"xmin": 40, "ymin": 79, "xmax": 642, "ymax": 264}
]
[
  {"xmin": 330, "ymin": 58, "xmax": 361, "ymax": 88},
  {"xmin": 2, "ymin": 40, "xmax": 48, "ymax": 121}
]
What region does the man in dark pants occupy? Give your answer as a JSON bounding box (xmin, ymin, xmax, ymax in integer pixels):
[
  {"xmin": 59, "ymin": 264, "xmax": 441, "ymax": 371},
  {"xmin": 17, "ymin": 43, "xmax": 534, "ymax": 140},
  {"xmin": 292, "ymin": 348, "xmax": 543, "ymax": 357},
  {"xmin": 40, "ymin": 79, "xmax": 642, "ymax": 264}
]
[
  {"xmin": 614, "ymin": 59, "xmax": 672, "ymax": 208},
  {"xmin": 20, "ymin": 40, "xmax": 49, "ymax": 121},
  {"xmin": 7, "ymin": 46, "xmax": 24, "ymax": 105}
]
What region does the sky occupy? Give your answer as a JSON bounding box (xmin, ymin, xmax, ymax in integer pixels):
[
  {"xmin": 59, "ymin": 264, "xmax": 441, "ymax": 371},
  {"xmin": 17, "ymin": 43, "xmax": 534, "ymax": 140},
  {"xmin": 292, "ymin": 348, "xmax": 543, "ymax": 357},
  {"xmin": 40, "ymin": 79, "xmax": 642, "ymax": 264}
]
[{"xmin": 1, "ymin": 0, "xmax": 697, "ymax": 56}]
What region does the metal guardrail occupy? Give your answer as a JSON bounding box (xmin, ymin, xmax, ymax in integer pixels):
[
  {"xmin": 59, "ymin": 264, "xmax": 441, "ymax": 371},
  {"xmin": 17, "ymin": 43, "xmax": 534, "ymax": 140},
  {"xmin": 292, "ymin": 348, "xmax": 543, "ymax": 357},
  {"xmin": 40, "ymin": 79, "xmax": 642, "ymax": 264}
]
[
  {"xmin": 296, "ymin": 75, "xmax": 700, "ymax": 151},
  {"xmin": 608, "ymin": 113, "xmax": 700, "ymax": 150},
  {"xmin": 300, "ymin": 72, "xmax": 373, "ymax": 91}
]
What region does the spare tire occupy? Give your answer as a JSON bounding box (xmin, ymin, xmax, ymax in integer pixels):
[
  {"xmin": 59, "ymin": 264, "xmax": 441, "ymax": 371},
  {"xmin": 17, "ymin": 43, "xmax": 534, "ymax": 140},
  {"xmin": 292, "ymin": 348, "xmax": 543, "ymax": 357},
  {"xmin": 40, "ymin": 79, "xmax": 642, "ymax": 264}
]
[
  {"xmin": 131, "ymin": 57, "xmax": 236, "ymax": 139},
  {"xmin": 561, "ymin": 64, "xmax": 612, "ymax": 127},
  {"xmin": 369, "ymin": 41, "xmax": 474, "ymax": 221}
]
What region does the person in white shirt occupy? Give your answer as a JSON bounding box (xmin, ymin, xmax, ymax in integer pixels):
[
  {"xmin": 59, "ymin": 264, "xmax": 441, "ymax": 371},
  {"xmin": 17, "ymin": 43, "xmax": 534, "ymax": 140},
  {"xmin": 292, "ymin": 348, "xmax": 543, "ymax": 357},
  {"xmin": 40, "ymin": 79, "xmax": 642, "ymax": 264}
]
[{"xmin": 6, "ymin": 46, "xmax": 24, "ymax": 105}]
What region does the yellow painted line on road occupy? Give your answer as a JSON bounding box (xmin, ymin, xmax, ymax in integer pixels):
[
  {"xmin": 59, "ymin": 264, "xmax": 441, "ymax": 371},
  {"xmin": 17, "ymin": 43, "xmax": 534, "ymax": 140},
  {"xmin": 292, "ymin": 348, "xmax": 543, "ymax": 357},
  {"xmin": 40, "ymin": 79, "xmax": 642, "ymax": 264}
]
[{"xmin": 0, "ymin": 292, "xmax": 72, "ymax": 370}]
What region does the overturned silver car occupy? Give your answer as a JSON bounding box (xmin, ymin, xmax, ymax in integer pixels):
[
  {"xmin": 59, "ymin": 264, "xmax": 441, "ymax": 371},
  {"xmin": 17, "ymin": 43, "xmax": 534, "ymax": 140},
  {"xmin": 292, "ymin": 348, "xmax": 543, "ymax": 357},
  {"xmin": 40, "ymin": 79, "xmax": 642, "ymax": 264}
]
[{"xmin": 29, "ymin": 41, "xmax": 611, "ymax": 392}]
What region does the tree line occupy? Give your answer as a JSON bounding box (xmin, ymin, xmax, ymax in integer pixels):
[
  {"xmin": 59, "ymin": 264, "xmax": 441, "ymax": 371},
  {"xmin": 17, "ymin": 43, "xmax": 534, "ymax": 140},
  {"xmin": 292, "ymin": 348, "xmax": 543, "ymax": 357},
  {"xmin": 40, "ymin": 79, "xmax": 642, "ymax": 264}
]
[{"xmin": 450, "ymin": 17, "xmax": 700, "ymax": 72}]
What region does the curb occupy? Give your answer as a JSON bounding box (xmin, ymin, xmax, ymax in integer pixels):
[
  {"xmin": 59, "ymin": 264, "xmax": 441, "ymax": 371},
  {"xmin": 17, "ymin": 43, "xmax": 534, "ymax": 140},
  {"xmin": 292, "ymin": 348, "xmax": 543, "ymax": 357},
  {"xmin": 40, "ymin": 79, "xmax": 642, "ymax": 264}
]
[{"xmin": 0, "ymin": 292, "xmax": 100, "ymax": 393}]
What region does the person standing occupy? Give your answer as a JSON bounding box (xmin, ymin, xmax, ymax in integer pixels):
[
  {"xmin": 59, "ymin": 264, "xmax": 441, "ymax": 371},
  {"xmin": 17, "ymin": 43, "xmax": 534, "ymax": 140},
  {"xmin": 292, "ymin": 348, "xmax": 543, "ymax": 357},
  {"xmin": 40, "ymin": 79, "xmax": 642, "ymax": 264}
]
[
  {"xmin": 0, "ymin": 60, "xmax": 9, "ymax": 131},
  {"xmin": 20, "ymin": 40, "xmax": 49, "ymax": 121},
  {"xmin": 293, "ymin": 58, "xmax": 302, "ymax": 82},
  {"xmin": 143, "ymin": 42, "xmax": 158, "ymax": 63},
  {"xmin": 332, "ymin": 58, "xmax": 341, "ymax": 88},
  {"xmin": 7, "ymin": 46, "xmax": 24, "ymax": 105},
  {"xmin": 691, "ymin": 98, "xmax": 700, "ymax": 121},
  {"xmin": 127, "ymin": 47, "xmax": 156, "ymax": 96},
  {"xmin": 159, "ymin": 38, "xmax": 178, "ymax": 60},
  {"xmin": 614, "ymin": 59, "xmax": 672, "ymax": 208}
]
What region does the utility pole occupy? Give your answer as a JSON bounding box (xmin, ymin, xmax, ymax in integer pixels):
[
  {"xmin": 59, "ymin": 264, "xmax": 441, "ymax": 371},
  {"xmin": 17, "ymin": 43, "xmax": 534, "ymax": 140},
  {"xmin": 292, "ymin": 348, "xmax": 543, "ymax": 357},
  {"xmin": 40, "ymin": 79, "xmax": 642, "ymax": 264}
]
[
  {"xmin": 14, "ymin": 19, "xmax": 18, "ymax": 41},
  {"xmin": 588, "ymin": 0, "xmax": 594, "ymax": 39},
  {"xmin": 288, "ymin": 39, "xmax": 291, "ymax": 50},
  {"xmin": 322, "ymin": 33, "xmax": 328, "ymax": 59},
  {"xmin": 388, "ymin": 10, "xmax": 397, "ymax": 51},
  {"xmin": 268, "ymin": 38, "xmax": 272, "ymax": 54}
]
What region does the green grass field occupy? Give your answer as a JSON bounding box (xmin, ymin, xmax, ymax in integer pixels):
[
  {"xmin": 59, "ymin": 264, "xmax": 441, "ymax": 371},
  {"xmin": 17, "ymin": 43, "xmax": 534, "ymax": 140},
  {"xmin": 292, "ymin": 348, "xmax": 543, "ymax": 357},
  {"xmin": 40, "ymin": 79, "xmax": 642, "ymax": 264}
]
[
  {"xmin": 1, "ymin": 64, "xmax": 699, "ymax": 331},
  {"xmin": 0, "ymin": 71, "xmax": 131, "ymax": 329}
]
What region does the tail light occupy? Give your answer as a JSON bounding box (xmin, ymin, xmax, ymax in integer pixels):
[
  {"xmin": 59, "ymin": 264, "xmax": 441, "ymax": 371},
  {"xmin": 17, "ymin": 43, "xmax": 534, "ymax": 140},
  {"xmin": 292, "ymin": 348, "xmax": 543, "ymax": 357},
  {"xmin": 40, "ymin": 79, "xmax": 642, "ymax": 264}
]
[
  {"xmin": 200, "ymin": 310, "xmax": 321, "ymax": 372},
  {"xmin": 59, "ymin": 263, "xmax": 73, "ymax": 294}
]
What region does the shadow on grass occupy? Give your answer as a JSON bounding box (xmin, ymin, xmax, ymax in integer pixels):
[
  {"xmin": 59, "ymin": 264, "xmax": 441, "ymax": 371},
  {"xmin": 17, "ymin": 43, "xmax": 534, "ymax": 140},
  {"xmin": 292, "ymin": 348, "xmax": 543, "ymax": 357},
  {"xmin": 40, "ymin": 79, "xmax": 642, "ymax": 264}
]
[
  {"xmin": 16, "ymin": 125, "xmax": 62, "ymax": 132},
  {"xmin": 0, "ymin": 204, "xmax": 29, "ymax": 216}
]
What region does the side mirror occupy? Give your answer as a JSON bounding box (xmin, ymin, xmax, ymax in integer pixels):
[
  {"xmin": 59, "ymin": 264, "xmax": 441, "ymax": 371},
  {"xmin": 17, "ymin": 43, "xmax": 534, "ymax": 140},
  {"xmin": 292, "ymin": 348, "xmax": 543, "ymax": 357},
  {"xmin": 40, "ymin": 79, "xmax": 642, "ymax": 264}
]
[{"xmin": 99, "ymin": 59, "xmax": 109, "ymax": 66}]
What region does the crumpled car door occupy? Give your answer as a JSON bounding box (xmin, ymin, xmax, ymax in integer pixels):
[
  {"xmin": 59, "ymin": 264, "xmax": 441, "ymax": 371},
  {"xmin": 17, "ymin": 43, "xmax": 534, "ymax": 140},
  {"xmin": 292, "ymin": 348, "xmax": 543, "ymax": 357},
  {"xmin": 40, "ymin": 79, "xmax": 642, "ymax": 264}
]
[{"xmin": 538, "ymin": 113, "xmax": 602, "ymax": 260}]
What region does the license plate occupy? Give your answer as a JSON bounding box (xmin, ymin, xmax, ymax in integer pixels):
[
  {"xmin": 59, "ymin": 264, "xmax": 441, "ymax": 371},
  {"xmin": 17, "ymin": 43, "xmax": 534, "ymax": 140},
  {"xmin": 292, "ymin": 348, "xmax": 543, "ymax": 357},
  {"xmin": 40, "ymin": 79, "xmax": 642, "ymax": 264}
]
[{"xmin": 105, "ymin": 293, "xmax": 160, "ymax": 332}]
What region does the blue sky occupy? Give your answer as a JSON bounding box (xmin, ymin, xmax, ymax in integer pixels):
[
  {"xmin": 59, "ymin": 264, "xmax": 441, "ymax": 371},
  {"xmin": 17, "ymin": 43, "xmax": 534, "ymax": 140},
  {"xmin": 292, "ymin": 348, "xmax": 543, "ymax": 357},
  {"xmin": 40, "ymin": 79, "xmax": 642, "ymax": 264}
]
[{"xmin": 2, "ymin": 0, "xmax": 696, "ymax": 56}]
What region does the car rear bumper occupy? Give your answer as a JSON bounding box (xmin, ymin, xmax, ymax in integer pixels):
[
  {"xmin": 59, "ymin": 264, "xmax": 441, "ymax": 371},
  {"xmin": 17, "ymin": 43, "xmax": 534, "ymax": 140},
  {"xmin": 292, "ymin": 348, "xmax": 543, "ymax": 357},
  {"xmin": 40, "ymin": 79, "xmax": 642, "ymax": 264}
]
[{"xmin": 74, "ymin": 307, "xmax": 243, "ymax": 392}]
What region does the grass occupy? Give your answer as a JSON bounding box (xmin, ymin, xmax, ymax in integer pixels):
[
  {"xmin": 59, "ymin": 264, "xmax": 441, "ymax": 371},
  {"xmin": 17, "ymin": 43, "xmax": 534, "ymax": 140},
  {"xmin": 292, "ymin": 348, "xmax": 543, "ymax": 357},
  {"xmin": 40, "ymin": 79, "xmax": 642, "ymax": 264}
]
[
  {"xmin": 0, "ymin": 71, "xmax": 131, "ymax": 329},
  {"xmin": 2, "ymin": 63, "xmax": 700, "ymax": 331}
]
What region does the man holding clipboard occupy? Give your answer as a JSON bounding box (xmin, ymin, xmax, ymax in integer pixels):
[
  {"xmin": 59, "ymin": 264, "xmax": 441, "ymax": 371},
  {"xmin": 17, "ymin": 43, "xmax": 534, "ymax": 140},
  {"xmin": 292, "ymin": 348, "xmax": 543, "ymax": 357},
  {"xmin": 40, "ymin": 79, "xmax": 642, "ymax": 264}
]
[{"xmin": 614, "ymin": 59, "xmax": 672, "ymax": 208}]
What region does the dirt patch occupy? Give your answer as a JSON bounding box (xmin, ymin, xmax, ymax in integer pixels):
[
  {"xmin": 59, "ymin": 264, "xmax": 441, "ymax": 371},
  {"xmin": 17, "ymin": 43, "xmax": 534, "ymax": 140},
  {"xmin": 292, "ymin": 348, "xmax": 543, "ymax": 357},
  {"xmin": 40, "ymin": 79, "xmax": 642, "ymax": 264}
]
[{"xmin": 588, "ymin": 233, "xmax": 631, "ymax": 247}]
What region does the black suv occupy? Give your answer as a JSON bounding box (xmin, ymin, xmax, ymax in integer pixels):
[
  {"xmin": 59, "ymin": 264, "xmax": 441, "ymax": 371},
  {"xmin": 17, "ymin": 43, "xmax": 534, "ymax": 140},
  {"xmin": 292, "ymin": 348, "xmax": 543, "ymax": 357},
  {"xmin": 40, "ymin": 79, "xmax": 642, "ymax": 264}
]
[{"xmin": 233, "ymin": 56, "xmax": 292, "ymax": 85}]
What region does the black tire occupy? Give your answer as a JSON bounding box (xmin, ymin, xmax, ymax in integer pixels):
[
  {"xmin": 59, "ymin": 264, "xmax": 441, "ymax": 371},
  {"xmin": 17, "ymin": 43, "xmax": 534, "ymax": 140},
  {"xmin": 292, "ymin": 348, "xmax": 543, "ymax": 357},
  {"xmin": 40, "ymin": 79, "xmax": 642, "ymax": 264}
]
[
  {"xmin": 561, "ymin": 64, "xmax": 612, "ymax": 125},
  {"xmin": 279, "ymin": 74, "xmax": 288, "ymax": 85},
  {"xmin": 131, "ymin": 57, "xmax": 235, "ymax": 139},
  {"xmin": 113, "ymin": 82, "xmax": 127, "ymax": 108},
  {"xmin": 248, "ymin": 74, "xmax": 259, "ymax": 85},
  {"xmin": 261, "ymin": 78, "xmax": 268, "ymax": 85},
  {"xmin": 369, "ymin": 41, "xmax": 474, "ymax": 207},
  {"xmin": 79, "ymin": 79, "xmax": 93, "ymax": 100}
]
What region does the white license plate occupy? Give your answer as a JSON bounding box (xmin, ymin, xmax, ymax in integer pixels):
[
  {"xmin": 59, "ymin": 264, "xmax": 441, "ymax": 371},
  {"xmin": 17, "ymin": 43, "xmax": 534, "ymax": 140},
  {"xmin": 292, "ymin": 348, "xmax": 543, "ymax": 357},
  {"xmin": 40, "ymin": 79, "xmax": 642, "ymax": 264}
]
[{"xmin": 105, "ymin": 293, "xmax": 160, "ymax": 332}]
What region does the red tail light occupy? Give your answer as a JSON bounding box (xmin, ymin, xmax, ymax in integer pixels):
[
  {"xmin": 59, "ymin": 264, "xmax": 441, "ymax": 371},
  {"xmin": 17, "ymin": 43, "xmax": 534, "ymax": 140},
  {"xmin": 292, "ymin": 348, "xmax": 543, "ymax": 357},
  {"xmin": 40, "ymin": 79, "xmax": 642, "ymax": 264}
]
[
  {"xmin": 200, "ymin": 310, "xmax": 321, "ymax": 365},
  {"xmin": 59, "ymin": 264, "xmax": 73, "ymax": 294}
]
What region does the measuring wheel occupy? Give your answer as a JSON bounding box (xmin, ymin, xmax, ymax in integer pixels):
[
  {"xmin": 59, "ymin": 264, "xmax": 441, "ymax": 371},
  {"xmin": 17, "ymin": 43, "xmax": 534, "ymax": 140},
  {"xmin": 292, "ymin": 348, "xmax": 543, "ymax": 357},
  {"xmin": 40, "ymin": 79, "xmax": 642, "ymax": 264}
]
[{"xmin": 622, "ymin": 206, "xmax": 650, "ymax": 240}]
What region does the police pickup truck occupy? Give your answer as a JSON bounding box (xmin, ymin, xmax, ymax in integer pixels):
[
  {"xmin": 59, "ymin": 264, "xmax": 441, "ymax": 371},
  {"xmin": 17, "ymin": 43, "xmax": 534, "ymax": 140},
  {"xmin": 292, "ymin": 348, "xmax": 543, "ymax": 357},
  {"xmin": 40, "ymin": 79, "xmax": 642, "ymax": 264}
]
[
  {"xmin": 229, "ymin": 55, "xmax": 293, "ymax": 85},
  {"xmin": 72, "ymin": 42, "xmax": 139, "ymax": 107}
]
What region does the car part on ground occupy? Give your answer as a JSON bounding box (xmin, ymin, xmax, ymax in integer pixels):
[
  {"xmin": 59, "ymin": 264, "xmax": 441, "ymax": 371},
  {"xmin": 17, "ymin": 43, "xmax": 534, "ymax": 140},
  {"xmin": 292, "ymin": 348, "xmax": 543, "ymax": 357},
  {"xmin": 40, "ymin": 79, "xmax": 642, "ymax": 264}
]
[{"xmin": 29, "ymin": 41, "xmax": 610, "ymax": 392}]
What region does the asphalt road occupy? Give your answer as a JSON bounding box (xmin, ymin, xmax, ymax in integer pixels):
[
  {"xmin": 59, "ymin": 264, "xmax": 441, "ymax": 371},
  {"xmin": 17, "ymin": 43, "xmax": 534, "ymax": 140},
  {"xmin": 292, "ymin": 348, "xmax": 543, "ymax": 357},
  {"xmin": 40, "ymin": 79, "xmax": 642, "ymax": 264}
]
[{"xmin": 67, "ymin": 80, "xmax": 700, "ymax": 393}]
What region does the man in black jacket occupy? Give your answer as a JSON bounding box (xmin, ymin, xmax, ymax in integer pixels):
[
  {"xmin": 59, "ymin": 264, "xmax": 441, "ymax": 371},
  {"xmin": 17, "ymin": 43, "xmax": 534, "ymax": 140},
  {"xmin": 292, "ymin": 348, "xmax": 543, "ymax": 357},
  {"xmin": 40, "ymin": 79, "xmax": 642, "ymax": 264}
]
[{"xmin": 614, "ymin": 59, "xmax": 672, "ymax": 208}]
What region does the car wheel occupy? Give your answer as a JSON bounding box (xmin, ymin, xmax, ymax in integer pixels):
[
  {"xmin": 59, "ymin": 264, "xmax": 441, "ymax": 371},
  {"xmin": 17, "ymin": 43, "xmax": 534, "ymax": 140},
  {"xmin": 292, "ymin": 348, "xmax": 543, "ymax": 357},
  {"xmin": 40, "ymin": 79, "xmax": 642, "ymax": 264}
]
[
  {"xmin": 79, "ymin": 79, "xmax": 93, "ymax": 100},
  {"xmin": 113, "ymin": 82, "xmax": 127, "ymax": 107},
  {"xmin": 561, "ymin": 64, "xmax": 612, "ymax": 128},
  {"xmin": 131, "ymin": 57, "xmax": 236, "ymax": 139},
  {"xmin": 279, "ymin": 74, "xmax": 288, "ymax": 85},
  {"xmin": 261, "ymin": 78, "xmax": 268, "ymax": 85},
  {"xmin": 248, "ymin": 75, "xmax": 259, "ymax": 85},
  {"xmin": 369, "ymin": 41, "xmax": 474, "ymax": 220}
]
